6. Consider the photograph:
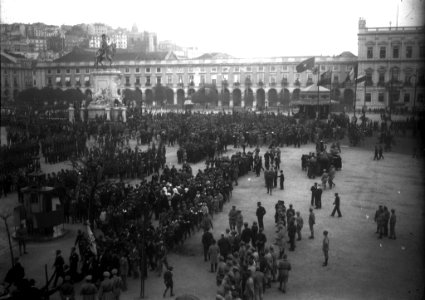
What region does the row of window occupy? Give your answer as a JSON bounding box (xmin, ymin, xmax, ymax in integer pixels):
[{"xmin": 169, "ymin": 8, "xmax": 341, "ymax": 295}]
[
  {"xmin": 366, "ymin": 45, "xmax": 425, "ymax": 59},
  {"xmin": 46, "ymin": 64, "xmax": 349, "ymax": 75},
  {"xmin": 364, "ymin": 92, "xmax": 424, "ymax": 103},
  {"xmin": 364, "ymin": 69, "xmax": 424, "ymax": 86}
]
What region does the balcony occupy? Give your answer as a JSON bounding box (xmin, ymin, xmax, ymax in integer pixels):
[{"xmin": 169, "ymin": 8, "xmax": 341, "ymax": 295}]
[
  {"xmin": 294, "ymin": 79, "xmax": 301, "ymax": 87},
  {"xmin": 177, "ymin": 83, "xmax": 184, "ymax": 88},
  {"xmin": 145, "ymin": 82, "xmax": 151, "ymax": 87},
  {"xmin": 65, "ymin": 81, "xmax": 71, "ymax": 87},
  {"xmin": 377, "ymin": 81, "xmax": 386, "ymax": 88},
  {"xmin": 233, "ymin": 82, "xmax": 240, "ymax": 87},
  {"xmin": 365, "ymin": 80, "xmax": 374, "ymax": 87},
  {"xmin": 270, "ymin": 82, "xmax": 277, "ymax": 88}
]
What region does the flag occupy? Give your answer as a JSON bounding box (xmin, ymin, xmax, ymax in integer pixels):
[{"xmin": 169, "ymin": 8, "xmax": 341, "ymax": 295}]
[
  {"xmin": 318, "ymin": 70, "xmax": 332, "ymax": 86},
  {"xmin": 86, "ymin": 223, "xmax": 97, "ymax": 256},
  {"xmin": 345, "ymin": 63, "xmax": 358, "ymax": 82},
  {"xmin": 296, "ymin": 57, "xmax": 315, "ymax": 73},
  {"xmin": 356, "ymin": 75, "xmax": 366, "ymax": 83}
]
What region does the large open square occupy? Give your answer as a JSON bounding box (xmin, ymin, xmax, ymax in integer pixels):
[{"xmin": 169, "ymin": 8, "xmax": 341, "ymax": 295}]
[{"xmin": 1, "ymin": 126, "xmax": 423, "ymax": 299}]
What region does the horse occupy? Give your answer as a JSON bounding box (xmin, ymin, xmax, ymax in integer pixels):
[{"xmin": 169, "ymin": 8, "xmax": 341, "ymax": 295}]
[{"xmin": 94, "ymin": 42, "xmax": 116, "ymax": 69}]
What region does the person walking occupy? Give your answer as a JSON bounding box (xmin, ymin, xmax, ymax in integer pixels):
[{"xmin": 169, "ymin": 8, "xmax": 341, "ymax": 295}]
[
  {"xmin": 98, "ymin": 271, "xmax": 114, "ymax": 300},
  {"xmin": 315, "ymin": 184, "xmax": 323, "ymax": 209},
  {"xmin": 378, "ymin": 145, "xmax": 384, "ymax": 160},
  {"xmin": 308, "ymin": 208, "xmax": 315, "ymax": 239},
  {"xmin": 53, "ymin": 249, "xmax": 65, "ymax": 287},
  {"xmin": 389, "ymin": 209, "xmax": 397, "ymax": 239},
  {"xmin": 111, "ymin": 268, "xmax": 123, "ymax": 300},
  {"xmin": 256, "ymin": 202, "xmax": 266, "ymax": 230},
  {"xmin": 163, "ymin": 266, "xmax": 174, "ymax": 297},
  {"xmin": 277, "ymin": 254, "xmax": 291, "ymax": 293},
  {"xmin": 16, "ymin": 223, "xmax": 28, "ymax": 256},
  {"xmin": 331, "ymin": 193, "xmax": 342, "ymax": 217},
  {"xmin": 228, "ymin": 206, "xmax": 238, "ymax": 231},
  {"xmin": 202, "ymin": 229, "xmax": 214, "ymax": 262},
  {"xmin": 288, "ymin": 219, "xmax": 296, "ymax": 251},
  {"xmin": 373, "ymin": 145, "xmax": 379, "ymax": 160},
  {"xmin": 295, "ymin": 211, "xmax": 303, "ymax": 241},
  {"xmin": 80, "ymin": 275, "xmax": 97, "ymax": 300},
  {"xmin": 236, "ymin": 210, "xmax": 244, "ymax": 235},
  {"xmin": 322, "ymin": 231, "xmax": 329, "ymax": 266},
  {"xmin": 310, "ymin": 183, "xmax": 317, "ymax": 206},
  {"xmin": 208, "ymin": 239, "xmax": 220, "ymax": 273}
]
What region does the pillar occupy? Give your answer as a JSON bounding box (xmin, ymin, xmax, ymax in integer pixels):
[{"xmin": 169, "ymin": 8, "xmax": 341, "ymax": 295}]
[
  {"xmin": 105, "ymin": 107, "xmax": 111, "ymax": 121},
  {"xmin": 174, "ymin": 89, "xmax": 178, "ymax": 105},
  {"xmin": 68, "ymin": 104, "xmax": 75, "ymax": 124},
  {"xmin": 122, "ymin": 107, "xmax": 127, "ymax": 123},
  {"xmin": 241, "ymin": 100, "xmax": 245, "ymax": 108}
]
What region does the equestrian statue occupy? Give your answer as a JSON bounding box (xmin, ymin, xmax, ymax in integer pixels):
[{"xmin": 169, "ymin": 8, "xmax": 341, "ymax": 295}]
[{"xmin": 94, "ymin": 34, "xmax": 116, "ymax": 69}]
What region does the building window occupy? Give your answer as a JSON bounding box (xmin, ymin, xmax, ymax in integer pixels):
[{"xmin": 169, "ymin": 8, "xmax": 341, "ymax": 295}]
[
  {"xmin": 211, "ymin": 74, "xmax": 217, "ymax": 85},
  {"xmin": 188, "ymin": 67, "xmax": 194, "ymax": 73},
  {"xmin": 177, "ymin": 67, "xmax": 184, "ymax": 73},
  {"xmin": 125, "ymin": 77, "xmax": 130, "ymax": 86},
  {"xmin": 393, "ymin": 46, "xmax": 399, "ymax": 58},
  {"xmin": 378, "ymin": 93, "xmax": 384, "ymax": 102},
  {"xmin": 320, "ymin": 65, "xmax": 326, "ymax": 71},
  {"xmin": 366, "ymin": 71, "xmax": 373, "ymax": 86},
  {"xmin": 246, "ymin": 66, "xmax": 252, "ymax": 72},
  {"xmin": 332, "ymin": 65, "xmax": 339, "ymax": 71},
  {"xmin": 85, "ymin": 69, "xmax": 90, "ymax": 74},
  {"xmin": 404, "ymin": 93, "xmax": 410, "ymax": 103},
  {"xmin": 178, "ymin": 75, "xmax": 183, "ymax": 84},
  {"xmin": 379, "ymin": 47, "xmax": 386, "ymax": 59},
  {"xmin": 258, "ymin": 66, "xmax": 264, "ymax": 72},
  {"xmin": 57, "ymin": 69, "xmax": 61, "ymax": 74},
  {"xmin": 66, "ymin": 69, "xmax": 70, "ymax": 74},
  {"xmin": 200, "ymin": 67, "xmax": 205, "ymax": 73},
  {"xmin": 281, "ymin": 65, "xmax": 288, "ymax": 72},
  {"xmin": 257, "ymin": 73, "xmax": 264, "ymax": 83},
  {"xmin": 211, "ymin": 67, "xmax": 217, "ymax": 73},
  {"xmin": 84, "ymin": 76, "xmax": 90, "ymax": 86},
  {"xmin": 146, "ymin": 76, "xmax": 151, "ymax": 86},
  {"xmin": 135, "ymin": 77, "xmax": 140, "ymax": 85},
  {"xmin": 156, "ymin": 76, "xmax": 161, "ymax": 84},
  {"xmin": 234, "ymin": 66, "xmax": 240, "ymax": 72},
  {"xmin": 378, "ymin": 73, "xmax": 385, "ymax": 86},
  {"xmin": 135, "ymin": 68, "xmax": 140, "ymax": 73},
  {"xmin": 367, "ymin": 47, "xmax": 373, "ymax": 59},
  {"xmin": 76, "ymin": 68, "xmax": 80, "ymax": 74},
  {"xmin": 200, "ymin": 75, "xmax": 205, "ymax": 84},
  {"xmin": 222, "ymin": 67, "xmax": 229, "ymax": 73},
  {"xmin": 420, "ymin": 46, "xmax": 425, "ymax": 58},
  {"xmin": 156, "ymin": 67, "xmax": 161, "ymax": 73},
  {"xmin": 189, "ymin": 75, "xmax": 194, "ymax": 85},
  {"xmin": 391, "ymin": 68, "xmax": 399, "ymax": 81},
  {"xmin": 333, "ymin": 75, "xmax": 339, "ymax": 82},
  {"xmin": 47, "ymin": 69, "xmax": 51, "ymax": 74},
  {"xmin": 365, "ymin": 93, "xmax": 371, "ymax": 102},
  {"xmin": 47, "ymin": 77, "xmax": 52, "ymax": 85},
  {"xmin": 406, "ymin": 46, "xmax": 413, "ymax": 58},
  {"xmin": 270, "ymin": 66, "xmax": 276, "ymax": 72},
  {"xmin": 233, "ymin": 74, "xmax": 240, "ymax": 84},
  {"xmin": 270, "ymin": 76, "xmax": 276, "ymax": 84},
  {"xmin": 125, "ymin": 68, "xmax": 130, "ymax": 73},
  {"xmin": 167, "ymin": 75, "xmax": 172, "ymax": 84},
  {"xmin": 246, "ymin": 74, "xmax": 251, "ymax": 80},
  {"xmin": 145, "ymin": 67, "xmax": 151, "ymax": 73},
  {"xmin": 166, "ymin": 67, "xmax": 173, "ymax": 73},
  {"xmin": 75, "ymin": 77, "xmax": 80, "ymax": 86}
]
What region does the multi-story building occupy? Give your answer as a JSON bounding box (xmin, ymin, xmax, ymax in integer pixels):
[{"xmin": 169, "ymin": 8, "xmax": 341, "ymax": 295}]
[
  {"xmin": 32, "ymin": 47, "xmax": 357, "ymax": 109},
  {"xmin": 127, "ymin": 31, "xmax": 157, "ymax": 52},
  {"xmin": 28, "ymin": 38, "xmax": 48, "ymax": 52},
  {"xmin": 1, "ymin": 51, "xmax": 37, "ymax": 102},
  {"xmin": 89, "ymin": 33, "xmax": 127, "ymax": 49},
  {"xmin": 357, "ymin": 18, "xmax": 425, "ymax": 111}
]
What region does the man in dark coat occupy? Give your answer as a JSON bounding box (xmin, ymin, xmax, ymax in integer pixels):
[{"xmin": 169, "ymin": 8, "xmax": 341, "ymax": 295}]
[
  {"xmin": 241, "ymin": 222, "xmax": 252, "ymax": 244},
  {"xmin": 279, "ymin": 170, "xmax": 285, "ymax": 190},
  {"xmin": 315, "ymin": 185, "xmax": 323, "ymax": 209},
  {"xmin": 217, "ymin": 233, "xmax": 232, "ymax": 259},
  {"xmin": 288, "ymin": 220, "xmax": 297, "ymax": 251},
  {"xmin": 330, "ymin": 193, "xmax": 342, "ymax": 217},
  {"xmin": 310, "ymin": 183, "xmax": 317, "ymax": 206},
  {"xmin": 256, "ymin": 202, "xmax": 266, "ymax": 230},
  {"xmin": 202, "ymin": 229, "xmax": 214, "ymax": 262}
]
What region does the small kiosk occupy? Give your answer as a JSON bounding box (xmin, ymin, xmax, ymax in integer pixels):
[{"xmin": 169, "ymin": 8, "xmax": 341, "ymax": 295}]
[{"xmin": 15, "ymin": 184, "xmax": 65, "ymax": 239}]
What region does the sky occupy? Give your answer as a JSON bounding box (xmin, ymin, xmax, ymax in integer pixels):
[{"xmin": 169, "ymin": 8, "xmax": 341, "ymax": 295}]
[{"xmin": 0, "ymin": 0, "xmax": 424, "ymax": 58}]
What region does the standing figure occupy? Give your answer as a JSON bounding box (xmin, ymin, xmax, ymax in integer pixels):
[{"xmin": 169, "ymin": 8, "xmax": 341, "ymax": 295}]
[
  {"xmin": 53, "ymin": 249, "xmax": 65, "ymax": 287},
  {"xmin": 308, "ymin": 208, "xmax": 315, "ymax": 239},
  {"xmin": 322, "ymin": 231, "xmax": 329, "ymax": 266},
  {"xmin": 279, "ymin": 170, "xmax": 285, "ymax": 190},
  {"xmin": 310, "ymin": 183, "xmax": 317, "ymax": 206},
  {"xmin": 163, "ymin": 266, "xmax": 174, "ymax": 297},
  {"xmin": 295, "ymin": 212, "xmax": 303, "ymax": 241},
  {"xmin": 277, "ymin": 254, "xmax": 291, "ymax": 293},
  {"xmin": 256, "ymin": 202, "xmax": 266, "ymax": 230}
]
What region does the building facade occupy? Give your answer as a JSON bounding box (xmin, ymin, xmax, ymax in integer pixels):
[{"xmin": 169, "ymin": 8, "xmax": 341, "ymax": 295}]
[
  {"xmin": 357, "ymin": 18, "xmax": 425, "ymax": 111},
  {"xmin": 31, "ymin": 48, "xmax": 357, "ymax": 109}
]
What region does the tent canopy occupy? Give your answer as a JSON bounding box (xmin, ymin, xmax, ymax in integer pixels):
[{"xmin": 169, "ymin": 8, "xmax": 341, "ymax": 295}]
[
  {"xmin": 290, "ymin": 99, "xmax": 339, "ymax": 106},
  {"xmin": 302, "ymin": 85, "xmax": 330, "ymax": 92}
]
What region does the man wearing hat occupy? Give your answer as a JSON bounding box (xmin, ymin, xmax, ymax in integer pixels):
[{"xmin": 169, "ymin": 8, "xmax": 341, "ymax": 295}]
[
  {"xmin": 277, "ymin": 254, "xmax": 291, "ymax": 293},
  {"xmin": 228, "ymin": 205, "xmax": 238, "ymax": 231},
  {"xmin": 80, "ymin": 275, "xmax": 97, "ymax": 300},
  {"xmin": 98, "ymin": 271, "xmax": 114, "ymax": 300},
  {"xmin": 59, "ymin": 275, "xmax": 75, "ymax": 300},
  {"xmin": 331, "ymin": 193, "xmax": 342, "ymax": 217},
  {"xmin": 163, "ymin": 266, "xmax": 174, "ymax": 297},
  {"xmin": 53, "ymin": 249, "xmax": 65, "ymax": 287},
  {"xmin": 256, "ymin": 202, "xmax": 266, "ymax": 230},
  {"xmin": 308, "ymin": 208, "xmax": 315, "ymax": 239},
  {"xmin": 111, "ymin": 268, "xmax": 123, "ymax": 300},
  {"xmin": 279, "ymin": 170, "xmax": 285, "ymax": 190},
  {"xmin": 202, "ymin": 228, "xmax": 214, "ymax": 262},
  {"xmin": 322, "ymin": 231, "xmax": 330, "ymax": 266}
]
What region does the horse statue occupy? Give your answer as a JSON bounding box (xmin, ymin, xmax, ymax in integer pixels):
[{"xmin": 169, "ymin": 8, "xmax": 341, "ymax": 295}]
[{"xmin": 94, "ymin": 42, "xmax": 116, "ymax": 69}]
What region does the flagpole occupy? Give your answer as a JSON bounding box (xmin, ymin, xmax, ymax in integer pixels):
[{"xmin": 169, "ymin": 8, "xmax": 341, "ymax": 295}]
[
  {"xmin": 317, "ymin": 65, "xmax": 320, "ymax": 120},
  {"xmin": 329, "ymin": 71, "xmax": 332, "ymax": 119}
]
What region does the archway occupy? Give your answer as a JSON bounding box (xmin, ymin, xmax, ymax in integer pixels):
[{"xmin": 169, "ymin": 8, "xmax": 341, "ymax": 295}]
[
  {"xmin": 145, "ymin": 89, "xmax": 153, "ymax": 105},
  {"xmin": 292, "ymin": 88, "xmax": 300, "ymax": 100},
  {"xmin": 267, "ymin": 89, "xmax": 278, "ymax": 107},
  {"xmin": 177, "ymin": 89, "xmax": 185, "ymax": 106},
  {"xmin": 244, "ymin": 88, "xmax": 254, "ymax": 107},
  {"xmin": 343, "ymin": 89, "xmax": 354, "ymax": 111},
  {"xmin": 222, "ymin": 88, "xmax": 230, "ymax": 106},
  {"xmin": 232, "ymin": 89, "xmax": 242, "ymax": 106},
  {"xmin": 280, "ymin": 88, "xmax": 290, "ymax": 106},
  {"xmin": 256, "ymin": 88, "xmax": 265, "ymax": 108},
  {"xmin": 188, "ymin": 88, "xmax": 195, "ymax": 96},
  {"xmin": 166, "ymin": 88, "xmax": 174, "ymax": 105}
]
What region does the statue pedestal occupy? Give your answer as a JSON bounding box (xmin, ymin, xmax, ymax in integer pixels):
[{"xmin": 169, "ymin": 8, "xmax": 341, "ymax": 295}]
[{"xmin": 86, "ymin": 69, "xmax": 126, "ymax": 121}]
